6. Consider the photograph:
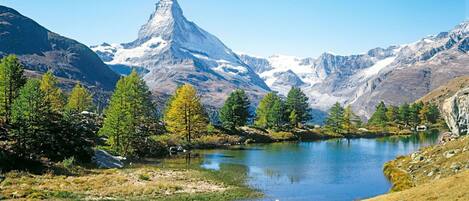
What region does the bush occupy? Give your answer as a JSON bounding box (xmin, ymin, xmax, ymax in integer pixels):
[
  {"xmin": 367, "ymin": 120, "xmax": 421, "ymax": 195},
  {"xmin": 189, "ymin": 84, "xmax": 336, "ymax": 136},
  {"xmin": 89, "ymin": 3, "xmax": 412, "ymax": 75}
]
[{"xmin": 61, "ymin": 157, "xmax": 76, "ymax": 169}]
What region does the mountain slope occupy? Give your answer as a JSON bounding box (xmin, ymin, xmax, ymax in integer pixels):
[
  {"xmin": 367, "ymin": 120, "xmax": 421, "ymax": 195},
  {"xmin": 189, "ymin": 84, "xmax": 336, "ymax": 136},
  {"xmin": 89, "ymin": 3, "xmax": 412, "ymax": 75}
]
[
  {"xmin": 0, "ymin": 6, "xmax": 119, "ymax": 91},
  {"xmin": 92, "ymin": 0, "xmax": 269, "ymax": 106},
  {"xmin": 240, "ymin": 22, "xmax": 469, "ymax": 118}
]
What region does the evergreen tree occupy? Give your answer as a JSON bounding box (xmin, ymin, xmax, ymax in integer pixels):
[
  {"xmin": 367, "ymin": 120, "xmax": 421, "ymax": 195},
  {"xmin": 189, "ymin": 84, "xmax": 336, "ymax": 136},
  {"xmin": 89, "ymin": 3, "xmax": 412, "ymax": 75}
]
[
  {"xmin": 40, "ymin": 71, "xmax": 65, "ymax": 112},
  {"xmin": 285, "ymin": 87, "xmax": 312, "ymax": 128},
  {"xmin": 99, "ymin": 70, "xmax": 156, "ymax": 156},
  {"xmin": 369, "ymin": 101, "xmax": 388, "ymax": 127},
  {"xmin": 421, "ymin": 103, "xmax": 440, "ymax": 124},
  {"xmin": 10, "ymin": 79, "xmax": 51, "ymax": 159},
  {"xmin": 386, "ymin": 106, "xmax": 399, "ymax": 123},
  {"xmin": 164, "ymin": 84, "xmax": 208, "ymax": 143},
  {"xmin": 0, "ymin": 55, "xmax": 26, "ymax": 124},
  {"xmin": 325, "ymin": 102, "xmax": 345, "ymax": 134},
  {"xmin": 343, "ymin": 106, "xmax": 361, "ymax": 133},
  {"xmin": 255, "ymin": 92, "xmax": 286, "ymax": 129},
  {"xmin": 219, "ymin": 89, "xmax": 250, "ymax": 131},
  {"xmin": 398, "ymin": 103, "xmax": 411, "ymax": 126},
  {"xmin": 409, "ymin": 102, "xmax": 424, "ymax": 126},
  {"xmin": 66, "ymin": 83, "xmax": 94, "ymax": 113}
]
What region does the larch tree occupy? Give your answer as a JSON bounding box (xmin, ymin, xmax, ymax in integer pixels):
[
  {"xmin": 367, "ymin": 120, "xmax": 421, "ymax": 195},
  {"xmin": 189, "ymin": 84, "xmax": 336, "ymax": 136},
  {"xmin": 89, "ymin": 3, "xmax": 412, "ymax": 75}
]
[
  {"xmin": 325, "ymin": 102, "xmax": 345, "ymax": 134},
  {"xmin": 255, "ymin": 92, "xmax": 286, "ymax": 129},
  {"xmin": 219, "ymin": 89, "xmax": 250, "ymax": 131},
  {"xmin": 66, "ymin": 83, "xmax": 94, "ymax": 113},
  {"xmin": 165, "ymin": 84, "xmax": 208, "ymax": 143},
  {"xmin": 369, "ymin": 101, "xmax": 388, "ymax": 128},
  {"xmin": 0, "ymin": 55, "xmax": 26, "ymax": 124},
  {"xmin": 40, "ymin": 71, "xmax": 65, "ymax": 112},
  {"xmin": 398, "ymin": 103, "xmax": 411, "ymax": 126},
  {"xmin": 99, "ymin": 70, "xmax": 156, "ymax": 156},
  {"xmin": 285, "ymin": 87, "xmax": 312, "ymax": 128}
]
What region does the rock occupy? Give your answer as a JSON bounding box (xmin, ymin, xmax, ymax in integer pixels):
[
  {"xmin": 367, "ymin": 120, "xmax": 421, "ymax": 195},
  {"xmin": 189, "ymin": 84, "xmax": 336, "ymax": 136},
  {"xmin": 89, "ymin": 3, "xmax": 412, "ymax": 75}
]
[
  {"xmin": 450, "ymin": 163, "xmax": 462, "ymax": 172},
  {"xmin": 444, "ymin": 150, "xmax": 457, "ymax": 158},
  {"xmin": 442, "ymin": 88, "xmax": 469, "ymax": 136},
  {"xmin": 427, "ymin": 171, "xmax": 434, "ymax": 177},
  {"xmin": 438, "ymin": 132, "xmax": 459, "ymax": 144},
  {"xmin": 92, "ymin": 150, "xmax": 125, "ymax": 169}
]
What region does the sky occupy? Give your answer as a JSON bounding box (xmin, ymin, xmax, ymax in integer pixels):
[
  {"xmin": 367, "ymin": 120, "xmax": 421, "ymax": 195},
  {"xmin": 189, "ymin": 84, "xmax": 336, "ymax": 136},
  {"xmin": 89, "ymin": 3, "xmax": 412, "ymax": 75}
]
[{"xmin": 1, "ymin": 0, "xmax": 468, "ymax": 57}]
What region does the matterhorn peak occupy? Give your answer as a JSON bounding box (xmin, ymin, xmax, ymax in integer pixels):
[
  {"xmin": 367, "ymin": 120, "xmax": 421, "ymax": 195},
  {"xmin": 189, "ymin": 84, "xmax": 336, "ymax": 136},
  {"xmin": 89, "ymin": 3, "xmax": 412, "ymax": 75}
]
[{"xmin": 137, "ymin": 0, "xmax": 185, "ymax": 43}]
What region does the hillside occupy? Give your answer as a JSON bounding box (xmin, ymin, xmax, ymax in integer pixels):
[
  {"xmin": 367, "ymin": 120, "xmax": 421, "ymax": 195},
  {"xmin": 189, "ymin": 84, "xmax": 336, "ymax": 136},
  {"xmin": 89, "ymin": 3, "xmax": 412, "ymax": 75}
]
[
  {"xmin": 0, "ymin": 6, "xmax": 119, "ymax": 91},
  {"xmin": 418, "ymin": 75, "xmax": 469, "ymax": 105}
]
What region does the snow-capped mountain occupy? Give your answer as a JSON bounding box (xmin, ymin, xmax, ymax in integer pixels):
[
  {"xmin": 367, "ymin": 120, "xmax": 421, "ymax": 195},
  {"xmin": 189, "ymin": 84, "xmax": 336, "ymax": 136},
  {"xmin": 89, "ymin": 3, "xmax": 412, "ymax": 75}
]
[
  {"xmin": 92, "ymin": 0, "xmax": 269, "ymax": 106},
  {"xmin": 239, "ymin": 21, "xmax": 469, "ymax": 118}
]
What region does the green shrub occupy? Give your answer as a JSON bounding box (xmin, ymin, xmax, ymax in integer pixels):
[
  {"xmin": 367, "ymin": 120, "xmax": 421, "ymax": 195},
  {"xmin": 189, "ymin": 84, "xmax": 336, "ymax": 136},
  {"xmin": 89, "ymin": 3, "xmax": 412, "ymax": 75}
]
[{"xmin": 138, "ymin": 174, "xmax": 151, "ymax": 181}]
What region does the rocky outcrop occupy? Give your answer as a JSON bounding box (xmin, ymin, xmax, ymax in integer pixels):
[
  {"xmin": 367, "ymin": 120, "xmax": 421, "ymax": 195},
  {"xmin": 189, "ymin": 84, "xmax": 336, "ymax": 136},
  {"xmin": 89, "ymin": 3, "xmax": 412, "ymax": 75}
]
[
  {"xmin": 442, "ymin": 88, "xmax": 469, "ymax": 135},
  {"xmin": 92, "ymin": 150, "xmax": 125, "ymax": 169}
]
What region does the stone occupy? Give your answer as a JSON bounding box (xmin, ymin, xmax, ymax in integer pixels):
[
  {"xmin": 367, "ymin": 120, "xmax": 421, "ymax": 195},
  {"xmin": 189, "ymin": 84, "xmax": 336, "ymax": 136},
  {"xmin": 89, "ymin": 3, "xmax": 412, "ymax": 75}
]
[
  {"xmin": 427, "ymin": 171, "xmax": 434, "ymax": 177},
  {"xmin": 92, "ymin": 150, "xmax": 125, "ymax": 169},
  {"xmin": 444, "ymin": 150, "xmax": 456, "ymax": 158},
  {"xmin": 442, "ymin": 88, "xmax": 469, "ymax": 136},
  {"xmin": 450, "ymin": 163, "xmax": 462, "ymax": 172}
]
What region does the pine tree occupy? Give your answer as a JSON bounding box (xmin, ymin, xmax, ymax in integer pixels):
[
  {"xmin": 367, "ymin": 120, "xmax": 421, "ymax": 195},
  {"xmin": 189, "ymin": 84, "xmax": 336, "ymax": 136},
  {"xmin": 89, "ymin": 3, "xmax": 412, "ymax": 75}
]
[
  {"xmin": 369, "ymin": 101, "xmax": 388, "ymax": 128},
  {"xmin": 386, "ymin": 106, "xmax": 399, "ymax": 123},
  {"xmin": 255, "ymin": 92, "xmax": 286, "ymax": 129},
  {"xmin": 10, "ymin": 79, "xmax": 52, "ymax": 159},
  {"xmin": 66, "ymin": 83, "xmax": 94, "ymax": 113},
  {"xmin": 398, "ymin": 103, "xmax": 411, "ymax": 126},
  {"xmin": 164, "ymin": 84, "xmax": 208, "ymax": 143},
  {"xmin": 40, "ymin": 71, "xmax": 65, "ymax": 112},
  {"xmin": 325, "ymin": 102, "xmax": 345, "ymax": 134},
  {"xmin": 409, "ymin": 102, "xmax": 424, "ymax": 126},
  {"xmin": 0, "ymin": 55, "xmax": 26, "ymax": 124},
  {"xmin": 219, "ymin": 89, "xmax": 250, "ymax": 131},
  {"xmin": 421, "ymin": 103, "xmax": 440, "ymax": 124},
  {"xmin": 343, "ymin": 106, "xmax": 361, "ymax": 133},
  {"xmin": 285, "ymin": 87, "xmax": 312, "ymax": 128},
  {"xmin": 99, "ymin": 70, "xmax": 156, "ymax": 156}
]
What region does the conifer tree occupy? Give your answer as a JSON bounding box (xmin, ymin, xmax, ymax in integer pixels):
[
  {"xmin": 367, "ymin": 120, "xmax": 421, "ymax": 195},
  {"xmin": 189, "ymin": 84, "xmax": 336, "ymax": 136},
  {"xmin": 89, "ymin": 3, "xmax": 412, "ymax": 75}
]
[
  {"xmin": 219, "ymin": 89, "xmax": 250, "ymax": 131},
  {"xmin": 0, "ymin": 55, "xmax": 26, "ymax": 124},
  {"xmin": 66, "ymin": 83, "xmax": 94, "ymax": 113},
  {"xmin": 325, "ymin": 102, "xmax": 345, "ymax": 134},
  {"xmin": 409, "ymin": 102, "xmax": 424, "ymax": 126},
  {"xmin": 285, "ymin": 87, "xmax": 312, "ymax": 128},
  {"xmin": 99, "ymin": 70, "xmax": 156, "ymax": 156},
  {"xmin": 10, "ymin": 79, "xmax": 51, "ymax": 159},
  {"xmin": 255, "ymin": 92, "xmax": 286, "ymax": 129},
  {"xmin": 369, "ymin": 101, "xmax": 388, "ymax": 127},
  {"xmin": 40, "ymin": 71, "xmax": 65, "ymax": 112},
  {"xmin": 164, "ymin": 84, "xmax": 208, "ymax": 143},
  {"xmin": 426, "ymin": 103, "xmax": 440, "ymax": 124},
  {"xmin": 343, "ymin": 106, "xmax": 361, "ymax": 133},
  {"xmin": 398, "ymin": 103, "xmax": 411, "ymax": 126},
  {"xmin": 386, "ymin": 106, "xmax": 399, "ymax": 123}
]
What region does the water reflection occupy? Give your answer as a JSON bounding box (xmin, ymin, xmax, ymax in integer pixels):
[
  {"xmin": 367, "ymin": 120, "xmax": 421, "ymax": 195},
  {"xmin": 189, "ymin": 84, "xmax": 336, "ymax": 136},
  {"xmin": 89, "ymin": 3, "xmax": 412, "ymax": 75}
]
[{"xmin": 198, "ymin": 132, "xmax": 439, "ymax": 201}]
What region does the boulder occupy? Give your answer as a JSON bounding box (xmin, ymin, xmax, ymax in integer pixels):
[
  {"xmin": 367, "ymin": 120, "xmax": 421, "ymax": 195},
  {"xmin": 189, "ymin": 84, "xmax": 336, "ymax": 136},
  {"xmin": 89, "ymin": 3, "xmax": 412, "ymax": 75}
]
[
  {"xmin": 442, "ymin": 88, "xmax": 469, "ymax": 136},
  {"xmin": 92, "ymin": 150, "xmax": 125, "ymax": 169}
]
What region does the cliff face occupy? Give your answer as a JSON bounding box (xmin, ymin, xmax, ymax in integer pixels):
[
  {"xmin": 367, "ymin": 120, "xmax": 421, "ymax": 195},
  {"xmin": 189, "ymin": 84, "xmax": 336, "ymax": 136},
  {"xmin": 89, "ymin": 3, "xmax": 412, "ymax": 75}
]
[{"xmin": 442, "ymin": 88, "xmax": 469, "ymax": 135}]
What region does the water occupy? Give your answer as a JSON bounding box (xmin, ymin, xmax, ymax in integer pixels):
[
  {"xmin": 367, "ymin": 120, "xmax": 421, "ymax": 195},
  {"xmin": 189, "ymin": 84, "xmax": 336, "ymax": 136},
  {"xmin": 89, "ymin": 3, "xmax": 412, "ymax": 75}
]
[{"xmin": 198, "ymin": 132, "xmax": 439, "ymax": 201}]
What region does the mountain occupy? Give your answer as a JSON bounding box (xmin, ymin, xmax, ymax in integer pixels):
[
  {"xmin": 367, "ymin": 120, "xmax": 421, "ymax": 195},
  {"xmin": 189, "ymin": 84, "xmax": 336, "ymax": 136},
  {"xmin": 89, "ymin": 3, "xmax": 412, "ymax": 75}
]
[
  {"xmin": 240, "ymin": 21, "xmax": 469, "ymax": 118},
  {"xmin": 0, "ymin": 6, "xmax": 119, "ymax": 91},
  {"xmin": 92, "ymin": 0, "xmax": 269, "ymax": 106}
]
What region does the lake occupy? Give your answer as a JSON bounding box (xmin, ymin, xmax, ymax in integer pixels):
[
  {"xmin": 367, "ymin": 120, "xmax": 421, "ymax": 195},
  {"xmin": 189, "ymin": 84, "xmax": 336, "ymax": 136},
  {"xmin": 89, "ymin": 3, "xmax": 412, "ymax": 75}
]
[{"xmin": 198, "ymin": 132, "xmax": 439, "ymax": 201}]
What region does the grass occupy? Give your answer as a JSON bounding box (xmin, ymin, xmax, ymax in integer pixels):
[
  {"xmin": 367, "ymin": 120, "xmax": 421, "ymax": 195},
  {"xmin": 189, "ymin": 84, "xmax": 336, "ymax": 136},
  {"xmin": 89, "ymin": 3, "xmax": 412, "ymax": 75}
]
[{"xmin": 0, "ymin": 157, "xmax": 262, "ymax": 201}]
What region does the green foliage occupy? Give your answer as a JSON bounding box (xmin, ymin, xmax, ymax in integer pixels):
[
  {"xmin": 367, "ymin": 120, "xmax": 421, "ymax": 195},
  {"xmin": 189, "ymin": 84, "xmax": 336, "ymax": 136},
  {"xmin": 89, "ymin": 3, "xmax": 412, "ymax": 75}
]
[
  {"xmin": 40, "ymin": 71, "xmax": 65, "ymax": 112},
  {"xmin": 66, "ymin": 83, "xmax": 94, "ymax": 113},
  {"xmin": 164, "ymin": 84, "xmax": 208, "ymax": 143},
  {"xmin": 219, "ymin": 89, "xmax": 250, "ymax": 131},
  {"xmin": 386, "ymin": 106, "xmax": 399, "ymax": 123},
  {"xmin": 255, "ymin": 92, "xmax": 287, "ymax": 130},
  {"xmin": 325, "ymin": 102, "xmax": 345, "ymax": 134},
  {"xmin": 398, "ymin": 103, "xmax": 411, "ymax": 126},
  {"xmin": 425, "ymin": 103, "xmax": 440, "ymax": 124},
  {"xmin": 369, "ymin": 101, "xmax": 388, "ymax": 128},
  {"xmin": 0, "ymin": 55, "xmax": 26, "ymax": 124},
  {"xmin": 343, "ymin": 106, "xmax": 361, "ymax": 133},
  {"xmin": 99, "ymin": 70, "xmax": 157, "ymax": 157},
  {"xmin": 285, "ymin": 87, "xmax": 312, "ymax": 128},
  {"xmin": 409, "ymin": 102, "xmax": 424, "ymax": 126}
]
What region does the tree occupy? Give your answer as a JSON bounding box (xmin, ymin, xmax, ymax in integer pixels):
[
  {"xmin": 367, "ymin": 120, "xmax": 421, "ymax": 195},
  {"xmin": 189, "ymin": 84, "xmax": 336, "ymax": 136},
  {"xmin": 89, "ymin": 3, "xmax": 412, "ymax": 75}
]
[
  {"xmin": 421, "ymin": 103, "xmax": 440, "ymax": 124},
  {"xmin": 409, "ymin": 102, "xmax": 424, "ymax": 126},
  {"xmin": 0, "ymin": 55, "xmax": 26, "ymax": 124},
  {"xmin": 386, "ymin": 106, "xmax": 399, "ymax": 123},
  {"xmin": 40, "ymin": 71, "xmax": 65, "ymax": 112},
  {"xmin": 9, "ymin": 79, "xmax": 52, "ymax": 159},
  {"xmin": 285, "ymin": 87, "xmax": 312, "ymax": 128},
  {"xmin": 219, "ymin": 89, "xmax": 250, "ymax": 131},
  {"xmin": 164, "ymin": 84, "xmax": 208, "ymax": 143},
  {"xmin": 343, "ymin": 106, "xmax": 361, "ymax": 133},
  {"xmin": 99, "ymin": 70, "xmax": 157, "ymax": 156},
  {"xmin": 255, "ymin": 92, "xmax": 286, "ymax": 129},
  {"xmin": 398, "ymin": 103, "xmax": 411, "ymax": 126},
  {"xmin": 325, "ymin": 102, "xmax": 345, "ymax": 134},
  {"xmin": 66, "ymin": 83, "xmax": 94, "ymax": 113},
  {"xmin": 369, "ymin": 101, "xmax": 388, "ymax": 128}
]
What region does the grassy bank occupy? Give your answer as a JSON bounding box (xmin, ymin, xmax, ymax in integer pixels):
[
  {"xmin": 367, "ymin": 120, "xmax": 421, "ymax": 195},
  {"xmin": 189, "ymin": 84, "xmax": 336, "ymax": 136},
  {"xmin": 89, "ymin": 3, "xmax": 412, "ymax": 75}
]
[
  {"xmin": 0, "ymin": 158, "xmax": 261, "ymax": 201},
  {"xmin": 367, "ymin": 135, "xmax": 469, "ymax": 200}
]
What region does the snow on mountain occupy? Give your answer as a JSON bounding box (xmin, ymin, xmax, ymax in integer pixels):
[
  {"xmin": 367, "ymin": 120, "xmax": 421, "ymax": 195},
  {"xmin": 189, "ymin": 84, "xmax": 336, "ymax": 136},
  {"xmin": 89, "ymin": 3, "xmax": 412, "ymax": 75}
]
[{"xmin": 92, "ymin": 0, "xmax": 269, "ymax": 107}]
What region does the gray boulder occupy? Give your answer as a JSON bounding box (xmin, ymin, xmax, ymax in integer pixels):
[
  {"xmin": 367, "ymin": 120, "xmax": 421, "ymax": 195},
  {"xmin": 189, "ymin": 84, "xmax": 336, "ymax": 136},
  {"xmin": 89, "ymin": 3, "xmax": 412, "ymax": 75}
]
[
  {"xmin": 442, "ymin": 88, "xmax": 469, "ymax": 136},
  {"xmin": 92, "ymin": 150, "xmax": 125, "ymax": 169}
]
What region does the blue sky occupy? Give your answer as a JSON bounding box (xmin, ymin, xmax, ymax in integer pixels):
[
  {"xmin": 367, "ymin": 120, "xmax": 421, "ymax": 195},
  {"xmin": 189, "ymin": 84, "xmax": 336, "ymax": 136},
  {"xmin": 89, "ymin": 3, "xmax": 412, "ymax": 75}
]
[{"xmin": 1, "ymin": 0, "xmax": 467, "ymax": 57}]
